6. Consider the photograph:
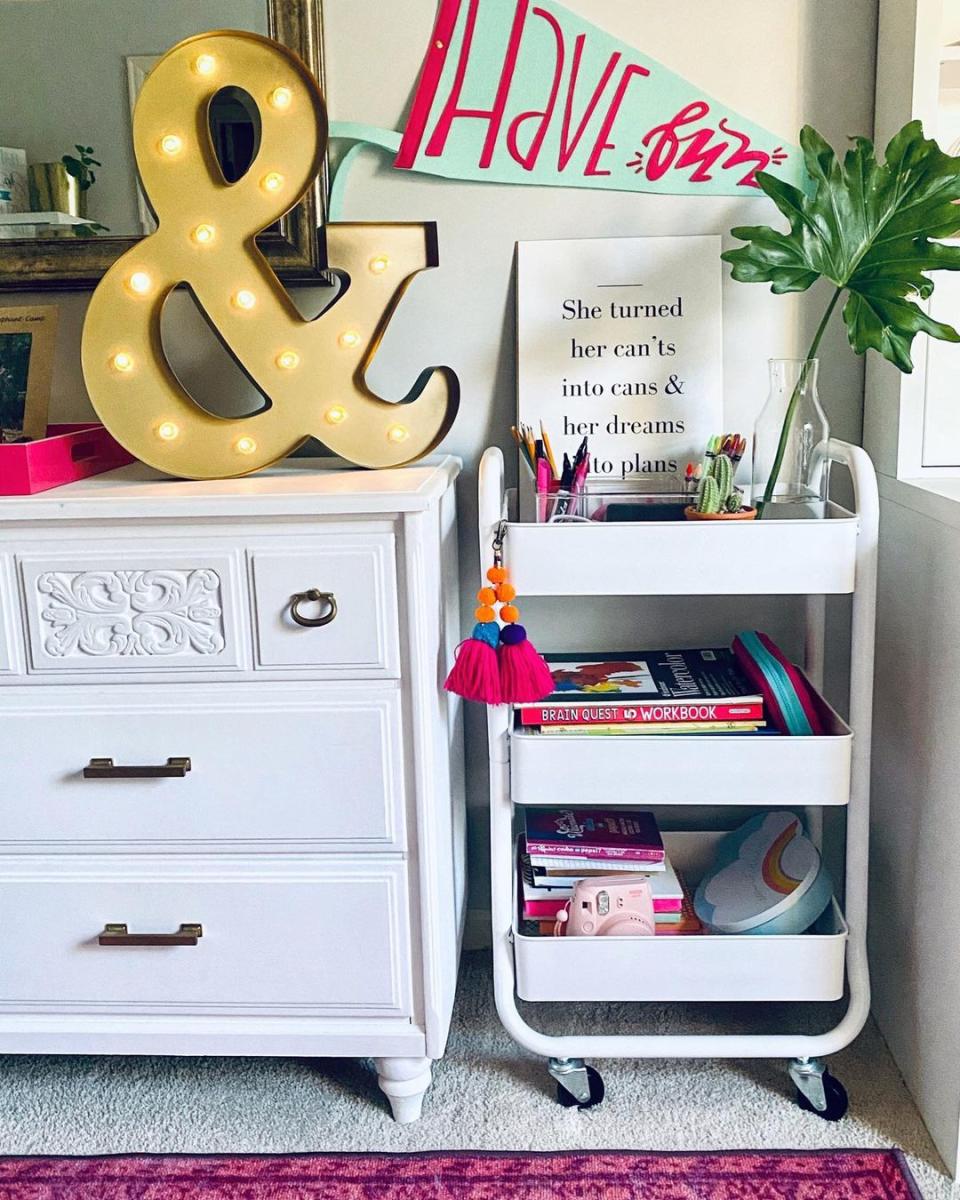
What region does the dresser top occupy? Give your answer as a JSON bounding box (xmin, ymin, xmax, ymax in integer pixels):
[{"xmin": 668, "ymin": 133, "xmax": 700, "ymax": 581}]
[{"xmin": 0, "ymin": 455, "xmax": 461, "ymax": 522}]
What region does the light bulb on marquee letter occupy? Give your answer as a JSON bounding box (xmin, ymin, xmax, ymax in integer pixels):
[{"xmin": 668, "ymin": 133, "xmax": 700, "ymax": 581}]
[
  {"xmin": 127, "ymin": 271, "xmax": 153, "ymax": 296},
  {"xmin": 79, "ymin": 29, "xmax": 459, "ymax": 479}
]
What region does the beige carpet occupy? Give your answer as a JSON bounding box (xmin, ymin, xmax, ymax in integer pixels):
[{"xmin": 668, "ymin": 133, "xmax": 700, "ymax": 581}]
[{"xmin": 0, "ymin": 951, "xmax": 950, "ymax": 1198}]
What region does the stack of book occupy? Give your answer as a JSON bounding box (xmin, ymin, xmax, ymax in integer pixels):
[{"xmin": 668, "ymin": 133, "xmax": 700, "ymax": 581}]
[
  {"xmin": 519, "ymin": 807, "xmax": 702, "ymax": 936},
  {"xmin": 516, "ymin": 648, "xmax": 765, "ymax": 736}
]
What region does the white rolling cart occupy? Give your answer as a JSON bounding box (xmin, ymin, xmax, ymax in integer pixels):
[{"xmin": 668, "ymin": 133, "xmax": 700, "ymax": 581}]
[{"xmin": 480, "ymin": 440, "xmax": 878, "ymax": 1119}]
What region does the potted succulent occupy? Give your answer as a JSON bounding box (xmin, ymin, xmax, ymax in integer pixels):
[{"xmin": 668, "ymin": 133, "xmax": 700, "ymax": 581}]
[
  {"xmin": 723, "ymin": 121, "xmax": 960, "ymax": 517},
  {"xmin": 28, "ymin": 144, "xmax": 101, "ymax": 220},
  {"xmin": 685, "ymin": 448, "xmax": 756, "ymax": 521}
]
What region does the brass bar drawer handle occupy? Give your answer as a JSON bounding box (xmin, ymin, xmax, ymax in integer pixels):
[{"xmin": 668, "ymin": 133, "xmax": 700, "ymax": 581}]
[
  {"xmin": 290, "ymin": 588, "xmax": 337, "ymax": 627},
  {"xmin": 83, "ymin": 757, "xmax": 191, "ymax": 779},
  {"xmin": 99, "ymin": 923, "xmax": 203, "ymax": 947}
]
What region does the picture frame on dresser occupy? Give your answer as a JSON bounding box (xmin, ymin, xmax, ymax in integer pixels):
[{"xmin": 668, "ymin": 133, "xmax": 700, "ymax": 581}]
[{"xmin": 0, "ymin": 305, "xmax": 58, "ymax": 440}]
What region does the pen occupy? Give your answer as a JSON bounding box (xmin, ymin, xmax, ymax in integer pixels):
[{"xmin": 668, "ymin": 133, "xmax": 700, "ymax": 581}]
[{"xmin": 536, "ymin": 454, "xmax": 550, "ymax": 522}]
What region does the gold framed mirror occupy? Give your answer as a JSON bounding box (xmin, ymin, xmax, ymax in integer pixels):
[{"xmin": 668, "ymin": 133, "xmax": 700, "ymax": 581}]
[{"xmin": 0, "ymin": 0, "xmax": 327, "ymax": 290}]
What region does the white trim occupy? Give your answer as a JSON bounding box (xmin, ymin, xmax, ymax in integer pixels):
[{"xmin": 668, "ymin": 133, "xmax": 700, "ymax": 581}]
[{"xmin": 867, "ymin": 0, "xmax": 960, "ymax": 480}]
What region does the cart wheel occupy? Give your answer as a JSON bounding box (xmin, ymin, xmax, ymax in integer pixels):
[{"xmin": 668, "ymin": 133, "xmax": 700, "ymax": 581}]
[
  {"xmin": 556, "ymin": 1066, "xmax": 605, "ymax": 1109},
  {"xmin": 796, "ymin": 1072, "xmax": 848, "ymax": 1121}
]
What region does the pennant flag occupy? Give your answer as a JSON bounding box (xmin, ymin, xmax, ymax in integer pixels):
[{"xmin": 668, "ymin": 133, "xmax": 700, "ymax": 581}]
[{"xmin": 394, "ymin": 0, "xmax": 801, "ymax": 195}]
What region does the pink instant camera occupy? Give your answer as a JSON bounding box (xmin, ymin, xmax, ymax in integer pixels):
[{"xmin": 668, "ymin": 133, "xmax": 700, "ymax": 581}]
[{"xmin": 555, "ymin": 876, "xmax": 656, "ymax": 936}]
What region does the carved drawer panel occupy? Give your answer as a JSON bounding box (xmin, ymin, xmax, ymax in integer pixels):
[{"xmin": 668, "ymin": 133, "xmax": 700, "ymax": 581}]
[{"xmin": 18, "ymin": 552, "xmax": 246, "ymax": 675}]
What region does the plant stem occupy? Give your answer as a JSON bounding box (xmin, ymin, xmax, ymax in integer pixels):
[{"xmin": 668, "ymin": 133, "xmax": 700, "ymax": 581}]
[{"xmin": 756, "ymin": 287, "xmax": 842, "ymax": 518}]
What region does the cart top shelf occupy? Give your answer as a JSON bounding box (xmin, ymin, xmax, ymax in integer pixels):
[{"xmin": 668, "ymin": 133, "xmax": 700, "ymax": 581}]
[{"xmin": 503, "ymin": 503, "xmax": 859, "ymax": 597}]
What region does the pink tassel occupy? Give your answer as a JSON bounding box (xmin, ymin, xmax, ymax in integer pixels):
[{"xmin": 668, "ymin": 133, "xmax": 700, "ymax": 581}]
[
  {"xmin": 444, "ymin": 628, "xmax": 502, "ymax": 704},
  {"xmin": 498, "ymin": 624, "xmax": 554, "ymax": 703}
]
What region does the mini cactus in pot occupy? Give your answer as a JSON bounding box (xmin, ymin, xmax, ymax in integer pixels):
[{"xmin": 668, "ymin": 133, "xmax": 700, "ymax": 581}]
[{"xmin": 685, "ymin": 451, "xmax": 755, "ymax": 520}]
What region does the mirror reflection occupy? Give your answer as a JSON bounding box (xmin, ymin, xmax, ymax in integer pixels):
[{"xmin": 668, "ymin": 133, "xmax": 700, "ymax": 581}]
[{"xmin": 0, "ymin": 0, "xmax": 270, "ymax": 241}]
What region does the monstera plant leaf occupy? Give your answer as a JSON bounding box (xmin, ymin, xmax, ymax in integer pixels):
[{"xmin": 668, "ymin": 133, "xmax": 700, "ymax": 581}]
[{"xmin": 722, "ymin": 121, "xmax": 960, "ymax": 372}]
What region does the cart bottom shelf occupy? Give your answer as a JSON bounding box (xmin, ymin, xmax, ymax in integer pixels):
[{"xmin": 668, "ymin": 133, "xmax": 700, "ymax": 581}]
[{"xmin": 514, "ymin": 831, "xmax": 848, "ymax": 1004}]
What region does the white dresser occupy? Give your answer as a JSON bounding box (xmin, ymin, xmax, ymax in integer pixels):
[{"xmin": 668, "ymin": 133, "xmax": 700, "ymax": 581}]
[{"xmin": 0, "ymin": 456, "xmax": 465, "ymax": 1123}]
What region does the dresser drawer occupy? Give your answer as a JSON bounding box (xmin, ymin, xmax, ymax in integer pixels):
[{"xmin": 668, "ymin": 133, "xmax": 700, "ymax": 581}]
[
  {"xmin": 250, "ymin": 534, "xmax": 399, "ymax": 677},
  {"xmin": 0, "ymin": 857, "xmax": 412, "ymax": 1017},
  {"xmin": 0, "ymin": 685, "xmax": 405, "ymax": 851}
]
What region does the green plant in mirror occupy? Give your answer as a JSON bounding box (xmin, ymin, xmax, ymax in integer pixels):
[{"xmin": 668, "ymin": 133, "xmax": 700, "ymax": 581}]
[
  {"xmin": 723, "ymin": 121, "xmax": 960, "ymax": 517},
  {"xmin": 61, "ymin": 145, "xmax": 101, "ymax": 193}
]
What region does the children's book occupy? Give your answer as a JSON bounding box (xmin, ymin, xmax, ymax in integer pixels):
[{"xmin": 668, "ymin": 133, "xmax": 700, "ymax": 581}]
[
  {"xmin": 523, "ymin": 808, "xmax": 664, "ymax": 863},
  {"xmin": 521, "ymin": 854, "xmax": 683, "ymax": 902},
  {"xmin": 530, "ymin": 858, "xmax": 667, "ymax": 874},
  {"xmin": 517, "ymin": 648, "xmax": 761, "ymax": 726},
  {"xmin": 536, "ymin": 721, "xmax": 763, "ymax": 736}
]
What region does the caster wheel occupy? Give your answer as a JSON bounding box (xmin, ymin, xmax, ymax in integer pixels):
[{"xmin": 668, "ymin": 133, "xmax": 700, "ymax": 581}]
[
  {"xmin": 796, "ymin": 1072, "xmax": 848, "ymax": 1121},
  {"xmin": 556, "ymin": 1066, "xmax": 605, "ymax": 1109}
]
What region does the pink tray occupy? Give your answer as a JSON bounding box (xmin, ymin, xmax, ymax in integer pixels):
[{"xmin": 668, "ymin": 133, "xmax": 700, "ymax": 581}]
[{"xmin": 0, "ymin": 424, "xmax": 134, "ymax": 495}]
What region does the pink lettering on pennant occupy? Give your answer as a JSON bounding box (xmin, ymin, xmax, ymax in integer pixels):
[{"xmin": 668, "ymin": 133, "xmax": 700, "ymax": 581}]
[
  {"xmin": 717, "ymin": 117, "xmax": 787, "ymax": 187},
  {"xmin": 557, "ymin": 38, "xmax": 621, "ymax": 171},
  {"xmin": 584, "ymin": 62, "xmax": 650, "ymax": 177},
  {"xmin": 641, "ymin": 101, "xmax": 711, "ymax": 181},
  {"xmin": 424, "ymin": 0, "xmax": 529, "ymax": 168},
  {"xmin": 635, "ymin": 102, "xmax": 789, "ymax": 188},
  {"xmin": 506, "ymin": 6, "xmax": 565, "ymax": 170}
]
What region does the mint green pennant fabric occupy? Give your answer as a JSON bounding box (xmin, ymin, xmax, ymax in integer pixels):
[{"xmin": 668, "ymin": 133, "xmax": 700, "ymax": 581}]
[{"xmin": 388, "ymin": 0, "xmax": 800, "ymax": 195}]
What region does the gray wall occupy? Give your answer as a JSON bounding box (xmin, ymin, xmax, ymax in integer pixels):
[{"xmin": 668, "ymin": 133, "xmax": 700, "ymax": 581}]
[
  {"xmin": 0, "ymin": 0, "xmax": 267, "ymax": 234},
  {"xmin": 7, "ymin": 0, "xmax": 878, "ymax": 933},
  {"xmin": 862, "ymin": 0, "xmax": 960, "ymax": 1175}
]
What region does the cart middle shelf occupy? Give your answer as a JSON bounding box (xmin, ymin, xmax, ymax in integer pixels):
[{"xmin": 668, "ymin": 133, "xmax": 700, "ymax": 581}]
[{"xmin": 510, "ymin": 696, "xmax": 852, "ymax": 807}]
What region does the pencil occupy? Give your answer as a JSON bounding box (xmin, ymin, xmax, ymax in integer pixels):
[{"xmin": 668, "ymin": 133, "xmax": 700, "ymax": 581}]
[
  {"xmin": 523, "ymin": 424, "xmax": 537, "ymax": 468},
  {"xmin": 540, "ymin": 421, "xmax": 559, "ymax": 480},
  {"xmin": 512, "ymin": 425, "xmax": 535, "ymax": 475}
]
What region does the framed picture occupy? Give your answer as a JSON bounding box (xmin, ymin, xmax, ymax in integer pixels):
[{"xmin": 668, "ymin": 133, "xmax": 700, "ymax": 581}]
[
  {"xmin": 0, "ymin": 306, "xmax": 58, "ymax": 440},
  {"xmin": 0, "ymin": 147, "xmax": 28, "ymax": 215},
  {"xmin": 124, "ymin": 55, "xmax": 160, "ymax": 236}
]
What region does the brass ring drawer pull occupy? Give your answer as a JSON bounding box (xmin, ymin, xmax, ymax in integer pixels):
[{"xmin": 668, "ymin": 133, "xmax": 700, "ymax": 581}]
[
  {"xmin": 83, "ymin": 757, "xmax": 192, "ymax": 779},
  {"xmin": 99, "ymin": 923, "xmax": 203, "ymax": 947},
  {"xmin": 290, "ymin": 589, "xmax": 338, "ymax": 627}
]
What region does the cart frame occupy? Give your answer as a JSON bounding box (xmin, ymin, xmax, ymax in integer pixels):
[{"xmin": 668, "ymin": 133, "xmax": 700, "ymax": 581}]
[{"xmin": 480, "ymin": 440, "xmax": 878, "ymax": 1112}]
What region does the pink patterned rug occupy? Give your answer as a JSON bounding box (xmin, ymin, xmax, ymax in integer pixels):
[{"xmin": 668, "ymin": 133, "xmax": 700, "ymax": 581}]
[{"xmin": 0, "ymin": 1149, "xmax": 921, "ymax": 1198}]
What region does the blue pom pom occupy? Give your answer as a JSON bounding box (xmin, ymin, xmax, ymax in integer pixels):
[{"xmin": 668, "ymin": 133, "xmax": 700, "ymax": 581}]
[
  {"xmin": 499, "ymin": 623, "xmax": 527, "ymax": 646},
  {"xmin": 471, "ymin": 621, "xmax": 501, "ymax": 648}
]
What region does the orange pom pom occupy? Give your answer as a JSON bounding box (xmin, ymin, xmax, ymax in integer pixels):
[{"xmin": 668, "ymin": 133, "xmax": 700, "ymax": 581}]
[
  {"xmin": 477, "ymin": 587, "xmax": 496, "ymax": 605},
  {"xmin": 500, "ymin": 604, "xmax": 520, "ymax": 623},
  {"xmin": 486, "ymin": 566, "xmax": 507, "ymax": 584},
  {"xmin": 495, "ymin": 582, "xmax": 516, "ymax": 603},
  {"xmin": 475, "ymin": 605, "xmax": 496, "ymax": 623}
]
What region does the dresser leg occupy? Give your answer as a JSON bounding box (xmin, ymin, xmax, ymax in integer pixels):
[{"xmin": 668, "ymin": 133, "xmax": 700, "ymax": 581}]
[{"xmin": 374, "ymin": 1056, "xmax": 433, "ymax": 1124}]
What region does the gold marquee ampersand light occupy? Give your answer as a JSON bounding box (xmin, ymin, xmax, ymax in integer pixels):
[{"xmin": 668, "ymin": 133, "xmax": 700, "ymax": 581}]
[{"xmin": 81, "ymin": 30, "xmax": 459, "ymax": 478}]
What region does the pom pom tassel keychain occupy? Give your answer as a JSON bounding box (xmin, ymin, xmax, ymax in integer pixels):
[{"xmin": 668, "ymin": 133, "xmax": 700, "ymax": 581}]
[
  {"xmin": 443, "ymin": 604, "xmax": 502, "ymax": 705},
  {"xmin": 488, "ymin": 521, "xmax": 553, "ymax": 703},
  {"xmin": 443, "ymin": 522, "xmax": 505, "ymax": 704},
  {"xmin": 445, "ymin": 521, "xmax": 553, "ymax": 705}
]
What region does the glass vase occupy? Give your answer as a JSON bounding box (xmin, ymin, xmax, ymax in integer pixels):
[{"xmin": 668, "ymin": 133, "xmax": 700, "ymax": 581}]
[{"xmin": 752, "ymin": 358, "xmax": 830, "ymax": 516}]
